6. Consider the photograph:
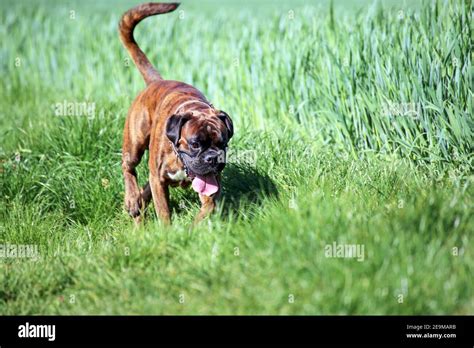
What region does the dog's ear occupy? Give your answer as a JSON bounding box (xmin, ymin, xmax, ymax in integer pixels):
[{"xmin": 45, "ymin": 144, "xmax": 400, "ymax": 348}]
[
  {"xmin": 166, "ymin": 113, "xmax": 191, "ymax": 146},
  {"xmin": 218, "ymin": 111, "xmax": 234, "ymax": 139}
]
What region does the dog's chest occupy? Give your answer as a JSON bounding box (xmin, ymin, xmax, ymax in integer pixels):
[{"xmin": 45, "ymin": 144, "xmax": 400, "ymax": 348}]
[
  {"xmin": 166, "ymin": 169, "xmax": 192, "ymax": 188},
  {"xmin": 167, "ymin": 169, "xmax": 188, "ymax": 182}
]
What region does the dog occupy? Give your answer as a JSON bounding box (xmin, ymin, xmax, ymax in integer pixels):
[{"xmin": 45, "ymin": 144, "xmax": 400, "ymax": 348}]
[{"xmin": 119, "ymin": 2, "xmax": 233, "ymax": 224}]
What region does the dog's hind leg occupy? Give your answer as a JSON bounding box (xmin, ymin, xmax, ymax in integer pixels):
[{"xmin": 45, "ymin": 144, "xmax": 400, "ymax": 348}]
[
  {"xmin": 149, "ymin": 174, "xmax": 171, "ymax": 224},
  {"xmin": 128, "ymin": 181, "xmax": 153, "ymax": 225},
  {"xmin": 141, "ymin": 181, "xmax": 152, "ymax": 206}
]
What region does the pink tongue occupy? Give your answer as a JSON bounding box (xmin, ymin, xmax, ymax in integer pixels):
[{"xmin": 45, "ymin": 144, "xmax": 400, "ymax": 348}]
[{"xmin": 192, "ymin": 174, "xmax": 219, "ymax": 196}]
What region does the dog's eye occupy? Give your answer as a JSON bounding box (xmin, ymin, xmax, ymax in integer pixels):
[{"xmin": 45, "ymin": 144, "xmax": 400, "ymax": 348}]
[{"xmin": 190, "ymin": 141, "xmax": 200, "ymax": 150}]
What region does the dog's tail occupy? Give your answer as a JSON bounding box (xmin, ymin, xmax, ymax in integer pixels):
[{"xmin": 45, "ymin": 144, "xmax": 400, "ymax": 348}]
[{"xmin": 119, "ymin": 2, "xmax": 180, "ymax": 85}]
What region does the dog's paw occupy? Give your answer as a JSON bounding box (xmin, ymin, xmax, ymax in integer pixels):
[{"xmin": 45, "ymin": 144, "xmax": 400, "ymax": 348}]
[{"xmin": 124, "ymin": 192, "xmax": 142, "ymax": 217}]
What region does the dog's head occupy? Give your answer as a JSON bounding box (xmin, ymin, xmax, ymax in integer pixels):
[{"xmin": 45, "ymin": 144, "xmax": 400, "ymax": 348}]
[{"xmin": 166, "ymin": 109, "xmax": 233, "ymax": 195}]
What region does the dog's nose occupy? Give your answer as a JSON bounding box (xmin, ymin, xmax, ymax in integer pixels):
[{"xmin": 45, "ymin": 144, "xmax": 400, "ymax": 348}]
[{"xmin": 203, "ymin": 153, "xmax": 218, "ymax": 164}]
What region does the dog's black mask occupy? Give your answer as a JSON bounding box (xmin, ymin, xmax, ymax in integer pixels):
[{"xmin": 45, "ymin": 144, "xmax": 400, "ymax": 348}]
[{"xmin": 166, "ymin": 111, "xmax": 233, "ymax": 176}]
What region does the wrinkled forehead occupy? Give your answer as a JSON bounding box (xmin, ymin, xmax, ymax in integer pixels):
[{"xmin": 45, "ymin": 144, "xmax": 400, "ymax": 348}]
[{"xmin": 183, "ymin": 117, "xmax": 226, "ymax": 142}]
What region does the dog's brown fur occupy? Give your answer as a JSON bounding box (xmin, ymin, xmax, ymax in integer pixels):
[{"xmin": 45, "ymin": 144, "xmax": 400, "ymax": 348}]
[{"xmin": 119, "ymin": 2, "xmax": 233, "ymax": 224}]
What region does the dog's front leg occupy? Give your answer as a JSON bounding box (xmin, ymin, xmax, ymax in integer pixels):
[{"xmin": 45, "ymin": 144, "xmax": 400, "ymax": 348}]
[
  {"xmin": 194, "ymin": 194, "xmax": 217, "ymax": 224},
  {"xmin": 194, "ymin": 174, "xmax": 221, "ymax": 224},
  {"xmin": 122, "ymin": 149, "xmax": 145, "ymax": 219},
  {"xmin": 149, "ymin": 174, "xmax": 171, "ymax": 224}
]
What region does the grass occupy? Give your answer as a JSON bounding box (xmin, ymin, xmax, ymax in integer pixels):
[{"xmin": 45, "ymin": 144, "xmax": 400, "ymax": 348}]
[{"xmin": 0, "ymin": 0, "xmax": 472, "ymax": 314}]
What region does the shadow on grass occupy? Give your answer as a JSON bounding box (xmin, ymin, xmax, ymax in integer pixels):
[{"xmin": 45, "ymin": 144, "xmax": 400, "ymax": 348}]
[
  {"xmin": 220, "ymin": 163, "xmax": 278, "ymax": 215},
  {"xmin": 166, "ymin": 163, "xmax": 278, "ymax": 218}
]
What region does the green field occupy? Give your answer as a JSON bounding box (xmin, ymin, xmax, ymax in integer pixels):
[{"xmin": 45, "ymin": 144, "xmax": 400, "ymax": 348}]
[{"xmin": 0, "ymin": 0, "xmax": 472, "ymax": 314}]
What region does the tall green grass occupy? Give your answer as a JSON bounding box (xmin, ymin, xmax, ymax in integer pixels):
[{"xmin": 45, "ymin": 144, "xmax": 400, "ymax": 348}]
[
  {"xmin": 1, "ymin": 0, "xmax": 472, "ymax": 166},
  {"xmin": 0, "ymin": 0, "xmax": 472, "ymax": 314}
]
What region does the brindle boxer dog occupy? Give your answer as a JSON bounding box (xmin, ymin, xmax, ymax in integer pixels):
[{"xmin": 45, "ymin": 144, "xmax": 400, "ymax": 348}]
[{"xmin": 119, "ymin": 2, "xmax": 233, "ymax": 224}]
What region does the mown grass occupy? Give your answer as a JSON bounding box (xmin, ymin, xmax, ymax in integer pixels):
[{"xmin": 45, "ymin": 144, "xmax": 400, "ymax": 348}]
[{"xmin": 0, "ymin": 0, "xmax": 472, "ymax": 314}]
